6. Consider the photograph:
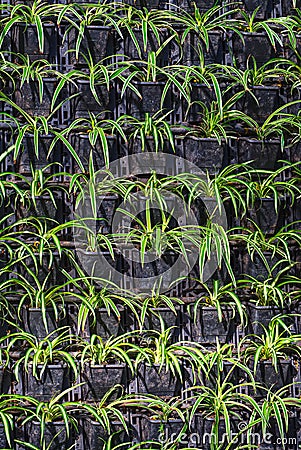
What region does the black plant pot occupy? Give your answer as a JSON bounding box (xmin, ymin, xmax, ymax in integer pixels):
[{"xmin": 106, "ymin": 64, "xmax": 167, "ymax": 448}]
[
  {"xmin": 70, "ymin": 80, "xmax": 113, "ymax": 120},
  {"xmin": 22, "ymin": 307, "xmax": 66, "ymax": 339},
  {"xmin": 24, "ymin": 364, "xmax": 71, "ymax": 401},
  {"xmin": 81, "ymin": 364, "xmax": 127, "ymax": 401},
  {"xmin": 178, "ymin": 137, "xmax": 227, "ymax": 175},
  {"xmin": 236, "ymin": 86, "xmax": 283, "ymax": 124},
  {"xmin": 126, "ymin": 81, "xmax": 171, "ymax": 120},
  {"xmin": 136, "ymin": 364, "xmax": 182, "ymax": 397},
  {"xmin": 14, "ymin": 134, "xmax": 61, "ymax": 174},
  {"xmin": 124, "ymin": 29, "xmax": 171, "ymax": 66},
  {"xmin": 183, "ymin": 84, "xmax": 219, "ymax": 123},
  {"xmin": 89, "ymin": 307, "xmax": 126, "ymax": 339},
  {"xmin": 251, "ymin": 360, "xmax": 296, "ymax": 398},
  {"xmin": 237, "ymin": 138, "xmax": 281, "ymax": 170},
  {"xmin": 127, "ymin": 0, "xmax": 168, "ymax": 7},
  {"xmin": 141, "ymin": 307, "xmax": 182, "ymax": 340},
  {"xmin": 140, "ymin": 415, "xmax": 185, "ymax": 442},
  {"xmin": 71, "ymin": 134, "xmax": 118, "ymax": 172},
  {"xmin": 25, "ymin": 421, "xmax": 73, "ymax": 450},
  {"xmin": 17, "ymin": 195, "xmax": 62, "ymax": 221},
  {"xmin": 253, "ymin": 417, "xmax": 298, "ymax": 450},
  {"xmin": 187, "ymin": 305, "xmax": 237, "ymax": 345},
  {"xmin": 242, "ymin": 197, "xmax": 286, "ymax": 236},
  {"xmin": 231, "ymin": 32, "xmax": 280, "ymax": 69},
  {"xmin": 127, "ymin": 136, "xmax": 174, "ymax": 155},
  {"xmin": 12, "ymin": 24, "xmax": 58, "ymax": 63},
  {"xmin": 0, "ymin": 424, "xmax": 10, "ymax": 450},
  {"xmin": 0, "ymin": 366, "xmax": 12, "ymax": 395},
  {"xmin": 182, "ymin": 30, "xmax": 224, "ymax": 66},
  {"xmin": 233, "ymin": 0, "xmax": 273, "ymax": 19},
  {"xmin": 13, "ymin": 78, "xmax": 63, "ymax": 117},
  {"xmin": 282, "ymin": 0, "xmax": 301, "ymax": 15},
  {"xmin": 82, "ymin": 419, "xmax": 134, "ymax": 450},
  {"xmin": 247, "ymin": 304, "xmax": 286, "ymax": 335},
  {"xmin": 242, "ymin": 251, "xmax": 283, "ymax": 281},
  {"xmin": 67, "ymin": 26, "xmax": 115, "ymax": 66}
]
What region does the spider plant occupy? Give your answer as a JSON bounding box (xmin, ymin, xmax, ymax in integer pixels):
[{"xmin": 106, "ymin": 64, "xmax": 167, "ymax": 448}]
[
  {"xmin": 0, "ymin": 93, "xmax": 69, "ymax": 165},
  {"xmin": 56, "ymin": 113, "xmax": 127, "ymax": 169},
  {"xmin": 0, "ymin": 394, "xmax": 35, "ymax": 448},
  {"xmin": 185, "ymin": 376, "xmax": 263, "ymax": 450},
  {"xmin": 78, "ymin": 331, "xmax": 143, "ymax": 375},
  {"xmin": 238, "ymin": 317, "xmax": 301, "ymax": 373},
  {"xmin": 255, "ymin": 385, "xmax": 300, "ymax": 446},
  {"xmin": 0, "ymin": 0, "xmax": 64, "ymax": 53},
  {"xmin": 173, "ymin": 162, "xmax": 253, "ymax": 218},
  {"xmin": 222, "ymin": 57, "xmax": 299, "ymax": 90},
  {"xmin": 189, "ymin": 279, "xmax": 246, "ymax": 326},
  {"xmin": 6, "ymin": 326, "xmax": 78, "ymax": 381},
  {"xmin": 173, "ymin": 3, "xmax": 241, "ymax": 52},
  {"xmin": 118, "ymin": 55, "xmax": 190, "ymax": 104},
  {"xmin": 11, "ymin": 163, "xmax": 69, "ymax": 212},
  {"xmin": 230, "ymin": 222, "xmax": 301, "ymax": 274},
  {"xmin": 246, "ymin": 163, "xmax": 301, "ymax": 213},
  {"xmin": 5, "ymin": 269, "xmax": 71, "ymax": 333},
  {"xmin": 61, "ymin": 255, "xmax": 141, "ymax": 332},
  {"xmin": 21, "ymin": 385, "xmax": 83, "ymax": 445},
  {"xmin": 118, "ymin": 5, "xmax": 178, "ymax": 58},
  {"xmin": 5, "ymin": 54, "xmax": 67, "ymax": 109},
  {"xmin": 248, "ymin": 101, "xmax": 301, "ymax": 148},
  {"xmin": 118, "ymin": 111, "xmax": 175, "ymax": 153},
  {"xmin": 59, "ymin": 2, "xmax": 123, "ymax": 61},
  {"xmin": 134, "ymin": 284, "xmax": 184, "ymax": 330},
  {"xmin": 133, "ymin": 327, "xmax": 207, "ymax": 380},
  {"xmin": 233, "ymin": 7, "xmax": 283, "ymax": 49},
  {"xmin": 182, "ymin": 91, "xmax": 256, "ymax": 143},
  {"xmin": 237, "ymin": 267, "xmax": 294, "ymax": 308},
  {"xmin": 79, "ymin": 385, "xmax": 130, "ymax": 436}
]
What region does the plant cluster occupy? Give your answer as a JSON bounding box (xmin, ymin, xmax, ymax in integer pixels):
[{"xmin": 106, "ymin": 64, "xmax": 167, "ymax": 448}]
[{"xmin": 0, "ymin": 0, "xmax": 301, "ymax": 449}]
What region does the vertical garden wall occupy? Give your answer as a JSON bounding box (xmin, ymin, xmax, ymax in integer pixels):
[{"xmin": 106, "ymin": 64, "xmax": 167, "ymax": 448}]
[{"xmin": 1, "ymin": 0, "xmax": 301, "ymax": 449}]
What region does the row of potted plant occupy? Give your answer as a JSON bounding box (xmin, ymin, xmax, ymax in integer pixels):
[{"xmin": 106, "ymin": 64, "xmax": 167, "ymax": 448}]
[{"xmin": 1, "ymin": 2, "xmax": 301, "ymax": 65}]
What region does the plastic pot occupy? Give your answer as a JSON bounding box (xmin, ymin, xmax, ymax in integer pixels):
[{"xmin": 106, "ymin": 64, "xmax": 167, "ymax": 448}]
[
  {"xmin": 24, "ymin": 364, "xmax": 71, "ymax": 401},
  {"xmin": 183, "ymin": 84, "xmax": 219, "ymax": 123},
  {"xmin": 237, "ymin": 138, "xmax": 281, "ymax": 170},
  {"xmin": 250, "ymin": 359, "xmax": 296, "ymax": 398},
  {"xmin": 16, "ymin": 195, "xmax": 62, "ymax": 221},
  {"xmin": 173, "ymin": 0, "xmax": 218, "ymax": 11},
  {"xmin": 136, "ymin": 363, "xmax": 182, "ymax": 397},
  {"xmin": 187, "ymin": 305, "xmax": 238, "ymax": 345},
  {"xmin": 231, "ymin": 32, "xmax": 280, "ymax": 69},
  {"xmin": 70, "ymin": 80, "xmax": 112, "ymax": 120},
  {"xmin": 67, "ymin": 26, "xmax": 114, "ymax": 66},
  {"xmin": 25, "ymin": 421, "xmax": 73, "ymax": 450},
  {"xmin": 140, "ymin": 415, "xmax": 185, "ymax": 442},
  {"xmin": 14, "ymin": 134, "xmax": 61, "ymax": 174},
  {"xmin": 13, "ymin": 78, "xmax": 62, "ymax": 117},
  {"xmin": 182, "ymin": 30, "xmax": 224, "ymax": 66},
  {"xmin": 11, "ymin": 24, "xmax": 58, "ymax": 63},
  {"xmin": 242, "ymin": 251, "xmax": 283, "ymax": 281},
  {"xmin": 246, "ymin": 304, "xmax": 288, "ymax": 335},
  {"xmin": 126, "ymin": 81, "xmax": 172, "ymax": 119},
  {"xmin": 81, "ymin": 364, "xmax": 127, "ymax": 401},
  {"xmin": 179, "ymin": 137, "xmax": 227, "ymax": 175},
  {"xmin": 71, "ymin": 134, "xmax": 118, "ymax": 172},
  {"xmin": 89, "ymin": 307, "xmax": 126, "ymax": 339},
  {"xmin": 124, "ymin": 29, "xmax": 171, "ymax": 66},
  {"xmin": 242, "ymin": 197, "xmax": 286, "ymax": 236},
  {"xmin": 236, "ymin": 86, "xmax": 283, "ymax": 124},
  {"xmin": 22, "ymin": 307, "xmax": 67, "ymax": 339},
  {"xmin": 82, "ymin": 418, "xmax": 134, "ymax": 450}
]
